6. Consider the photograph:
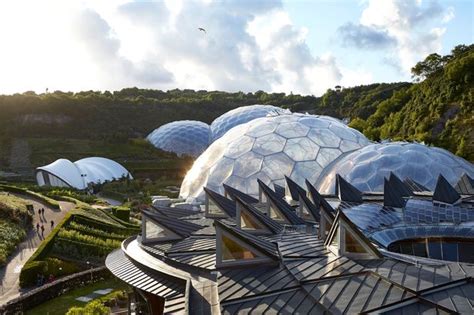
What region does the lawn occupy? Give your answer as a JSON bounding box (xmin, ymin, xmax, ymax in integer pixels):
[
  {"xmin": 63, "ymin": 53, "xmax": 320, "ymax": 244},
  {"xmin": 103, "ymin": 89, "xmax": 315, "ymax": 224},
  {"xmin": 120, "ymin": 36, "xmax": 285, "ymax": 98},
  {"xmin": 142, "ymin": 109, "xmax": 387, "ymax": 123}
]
[{"xmin": 26, "ymin": 277, "xmax": 129, "ymax": 315}]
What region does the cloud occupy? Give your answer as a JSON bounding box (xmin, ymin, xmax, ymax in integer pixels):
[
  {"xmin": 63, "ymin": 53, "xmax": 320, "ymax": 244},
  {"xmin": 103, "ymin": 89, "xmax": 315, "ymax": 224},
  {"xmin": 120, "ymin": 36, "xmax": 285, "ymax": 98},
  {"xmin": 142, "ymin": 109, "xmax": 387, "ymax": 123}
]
[
  {"xmin": 0, "ymin": 0, "xmax": 371, "ymax": 95},
  {"xmin": 338, "ymin": 23, "xmax": 396, "ymax": 49},
  {"xmin": 339, "ymin": 0, "xmax": 453, "ymax": 73},
  {"xmin": 72, "ymin": 9, "xmax": 174, "ymax": 86}
]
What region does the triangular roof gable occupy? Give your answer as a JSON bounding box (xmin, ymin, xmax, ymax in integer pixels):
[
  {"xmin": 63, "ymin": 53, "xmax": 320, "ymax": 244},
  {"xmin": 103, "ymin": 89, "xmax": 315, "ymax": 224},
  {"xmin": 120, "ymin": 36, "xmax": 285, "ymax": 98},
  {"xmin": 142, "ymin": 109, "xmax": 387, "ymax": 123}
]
[
  {"xmin": 223, "ymin": 184, "xmax": 259, "ymax": 204},
  {"xmin": 142, "ymin": 212, "xmax": 183, "ymax": 242},
  {"xmin": 234, "ymin": 197, "xmax": 283, "ymax": 234},
  {"xmin": 296, "ymin": 189, "xmax": 320, "ymax": 222},
  {"xmin": 433, "ymin": 174, "xmax": 461, "ymax": 204},
  {"xmin": 403, "ymin": 177, "xmax": 429, "ymax": 192},
  {"xmin": 257, "ymin": 179, "xmax": 306, "ymax": 225},
  {"xmin": 273, "ymin": 183, "xmax": 286, "ymax": 199},
  {"xmin": 335, "ymin": 174, "xmax": 363, "ymax": 203},
  {"xmin": 305, "ymin": 180, "xmax": 335, "ymax": 220},
  {"xmin": 384, "ymin": 176, "xmax": 409, "ymax": 208},
  {"xmin": 284, "ymin": 176, "xmax": 306, "ymax": 201},
  {"xmin": 142, "ymin": 210, "xmax": 202, "ymax": 238},
  {"xmin": 455, "ymin": 173, "xmax": 474, "ymax": 195},
  {"xmin": 389, "ymin": 172, "xmax": 413, "ymax": 197},
  {"xmin": 215, "ymin": 220, "xmax": 278, "ymax": 268},
  {"xmin": 151, "ymin": 205, "xmax": 197, "ymax": 219},
  {"xmin": 324, "ymin": 210, "xmax": 382, "ymax": 259},
  {"xmin": 204, "ymin": 187, "xmax": 236, "ymax": 218}
]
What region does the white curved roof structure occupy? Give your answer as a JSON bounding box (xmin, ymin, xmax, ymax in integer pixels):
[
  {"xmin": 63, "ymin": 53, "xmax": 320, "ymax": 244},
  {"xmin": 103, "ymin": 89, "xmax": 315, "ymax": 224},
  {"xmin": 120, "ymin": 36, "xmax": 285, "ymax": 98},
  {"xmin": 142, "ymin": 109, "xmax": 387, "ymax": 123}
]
[
  {"xmin": 317, "ymin": 142, "xmax": 474, "ymax": 194},
  {"xmin": 147, "ymin": 120, "xmax": 211, "ymax": 157},
  {"xmin": 180, "ymin": 113, "xmax": 369, "ymax": 203},
  {"xmin": 36, "ymin": 157, "xmax": 132, "ymax": 190},
  {"xmin": 210, "ymin": 104, "xmax": 290, "ymax": 141}
]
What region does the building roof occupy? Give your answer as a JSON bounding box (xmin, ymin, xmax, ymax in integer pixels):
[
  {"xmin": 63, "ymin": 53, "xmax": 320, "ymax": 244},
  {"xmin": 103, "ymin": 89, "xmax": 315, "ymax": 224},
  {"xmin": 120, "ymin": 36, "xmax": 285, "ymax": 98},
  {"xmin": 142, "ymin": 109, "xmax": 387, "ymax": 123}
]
[{"xmin": 107, "ymin": 174, "xmax": 474, "ymax": 314}]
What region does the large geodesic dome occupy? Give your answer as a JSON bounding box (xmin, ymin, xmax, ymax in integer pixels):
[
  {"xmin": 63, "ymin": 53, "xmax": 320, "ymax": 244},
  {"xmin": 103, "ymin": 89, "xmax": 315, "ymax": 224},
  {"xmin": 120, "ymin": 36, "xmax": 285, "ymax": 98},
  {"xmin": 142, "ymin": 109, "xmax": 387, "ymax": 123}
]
[
  {"xmin": 147, "ymin": 120, "xmax": 211, "ymax": 157},
  {"xmin": 180, "ymin": 113, "xmax": 369, "ymax": 202},
  {"xmin": 210, "ymin": 104, "xmax": 290, "ymax": 141},
  {"xmin": 317, "ymin": 142, "xmax": 474, "ymax": 194}
]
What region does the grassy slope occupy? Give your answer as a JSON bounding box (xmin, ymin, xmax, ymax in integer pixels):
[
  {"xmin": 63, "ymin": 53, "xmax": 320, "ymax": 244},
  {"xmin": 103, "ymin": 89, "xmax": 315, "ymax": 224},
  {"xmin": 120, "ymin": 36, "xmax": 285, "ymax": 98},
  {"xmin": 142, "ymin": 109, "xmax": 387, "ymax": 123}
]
[{"xmin": 26, "ymin": 278, "xmax": 128, "ymax": 315}]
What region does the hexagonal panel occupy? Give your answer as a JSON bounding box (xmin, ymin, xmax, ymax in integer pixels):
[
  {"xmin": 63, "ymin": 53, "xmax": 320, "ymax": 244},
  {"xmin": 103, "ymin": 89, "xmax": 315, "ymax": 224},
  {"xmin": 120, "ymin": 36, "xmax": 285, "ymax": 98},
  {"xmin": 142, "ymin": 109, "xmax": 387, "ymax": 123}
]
[
  {"xmin": 232, "ymin": 151, "xmax": 263, "ymax": 178},
  {"xmin": 276, "ymin": 122, "xmax": 310, "ymax": 138},
  {"xmin": 284, "ymin": 138, "xmax": 319, "ymax": 161},
  {"xmin": 253, "ymin": 133, "xmax": 286, "ymax": 156},
  {"xmin": 307, "ymin": 128, "xmax": 341, "ymax": 148}
]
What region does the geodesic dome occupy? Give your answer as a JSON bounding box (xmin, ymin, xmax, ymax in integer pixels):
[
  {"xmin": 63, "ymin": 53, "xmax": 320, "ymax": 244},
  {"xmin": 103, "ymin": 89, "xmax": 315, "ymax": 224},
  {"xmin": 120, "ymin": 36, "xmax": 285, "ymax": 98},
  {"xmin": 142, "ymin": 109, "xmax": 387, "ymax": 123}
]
[
  {"xmin": 147, "ymin": 120, "xmax": 211, "ymax": 157},
  {"xmin": 317, "ymin": 142, "xmax": 474, "ymax": 194},
  {"xmin": 180, "ymin": 113, "xmax": 369, "ymax": 203},
  {"xmin": 210, "ymin": 104, "xmax": 290, "ymax": 141}
]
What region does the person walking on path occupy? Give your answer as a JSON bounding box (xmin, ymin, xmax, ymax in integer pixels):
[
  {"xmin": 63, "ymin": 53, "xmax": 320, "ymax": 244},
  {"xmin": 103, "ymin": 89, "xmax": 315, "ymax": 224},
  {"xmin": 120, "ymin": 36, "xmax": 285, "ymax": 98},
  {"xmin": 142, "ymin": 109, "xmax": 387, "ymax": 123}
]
[
  {"xmin": 41, "ymin": 225, "xmax": 45, "ymax": 237},
  {"xmin": 50, "ymin": 220, "xmax": 54, "ymax": 229},
  {"xmin": 38, "ymin": 208, "xmax": 41, "ymax": 217},
  {"xmin": 36, "ymin": 223, "xmax": 40, "ymax": 231}
]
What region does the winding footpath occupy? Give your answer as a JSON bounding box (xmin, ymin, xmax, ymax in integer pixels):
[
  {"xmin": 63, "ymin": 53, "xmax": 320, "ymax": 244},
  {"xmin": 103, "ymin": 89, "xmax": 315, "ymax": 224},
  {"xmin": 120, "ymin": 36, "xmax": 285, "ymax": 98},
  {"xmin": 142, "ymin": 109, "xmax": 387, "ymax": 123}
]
[{"xmin": 0, "ymin": 196, "xmax": 74, "ymax": 306}]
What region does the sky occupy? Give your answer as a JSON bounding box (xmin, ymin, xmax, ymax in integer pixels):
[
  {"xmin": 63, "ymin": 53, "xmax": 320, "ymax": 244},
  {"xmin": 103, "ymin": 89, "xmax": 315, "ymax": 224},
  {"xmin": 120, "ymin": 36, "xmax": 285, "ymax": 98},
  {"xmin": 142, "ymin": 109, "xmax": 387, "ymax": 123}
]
[{"xmin": 0, "ymin": 0, "xmax": 472, "ymax": 96}]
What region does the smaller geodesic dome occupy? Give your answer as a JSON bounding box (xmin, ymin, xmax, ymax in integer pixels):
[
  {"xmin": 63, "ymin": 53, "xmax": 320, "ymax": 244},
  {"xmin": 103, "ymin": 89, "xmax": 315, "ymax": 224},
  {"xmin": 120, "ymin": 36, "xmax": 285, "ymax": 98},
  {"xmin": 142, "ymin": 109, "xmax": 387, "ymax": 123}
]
[
  {"xmin": 210, "ymin": 104, "xmax": 290, "ymax": 141},
  {"xmin": 317, "ymin": 142, "xmax": 474, "ymax": 194},
  {"xmin": 36, "ymin": 157, "xmax": 132, "ymax": 190},
  {"xmin": 147, "ymin": 120, "xmax": 211, "ymax": 157},
  {"xmin": 180, "ymin": 113, "xmax": 369, "ymax": 203}
]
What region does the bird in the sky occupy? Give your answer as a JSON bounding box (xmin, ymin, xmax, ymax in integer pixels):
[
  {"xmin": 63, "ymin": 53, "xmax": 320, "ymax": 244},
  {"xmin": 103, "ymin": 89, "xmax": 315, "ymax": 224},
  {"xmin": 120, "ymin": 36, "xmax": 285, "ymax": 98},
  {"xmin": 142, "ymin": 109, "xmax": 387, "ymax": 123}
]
[{"xmin": 198, "ymin": 27, "xmax": 206, "ymax": 33}]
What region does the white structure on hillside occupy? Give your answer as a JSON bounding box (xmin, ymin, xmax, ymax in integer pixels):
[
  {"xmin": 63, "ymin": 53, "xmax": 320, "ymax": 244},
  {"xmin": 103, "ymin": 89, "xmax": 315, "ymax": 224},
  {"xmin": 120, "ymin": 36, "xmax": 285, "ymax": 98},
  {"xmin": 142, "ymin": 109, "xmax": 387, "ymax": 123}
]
[{"xmin": 36, "ymin": 157, "xmax": 131, "ymax": 190}]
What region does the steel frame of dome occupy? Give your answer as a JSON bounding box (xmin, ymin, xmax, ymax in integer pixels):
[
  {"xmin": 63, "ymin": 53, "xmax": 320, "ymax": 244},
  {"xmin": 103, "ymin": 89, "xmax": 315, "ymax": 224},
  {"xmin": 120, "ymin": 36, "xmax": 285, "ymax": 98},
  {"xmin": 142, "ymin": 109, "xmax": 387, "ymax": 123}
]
[
  {"xmin": 180, "ymin": 113, "xmax": 369, "ymax": 203},
  {"xmin": 147, "ymin": 120, "xmax": 212, "ymax": 157},
  {"xmin": 210, "ymin": 104, "xmax": 290, "ymax": 141},
  {"xmin": 316, "ymin": 142, "xmax": 474, "ymax": 194}
]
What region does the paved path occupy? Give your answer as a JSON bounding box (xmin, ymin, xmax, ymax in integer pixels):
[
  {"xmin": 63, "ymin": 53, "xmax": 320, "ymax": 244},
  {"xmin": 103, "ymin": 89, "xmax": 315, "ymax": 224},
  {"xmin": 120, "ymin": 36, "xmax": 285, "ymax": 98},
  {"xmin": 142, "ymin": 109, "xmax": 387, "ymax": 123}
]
[
  {"xmin": 0, "ymin": 194, "xmax": 74, "ymax": 305},
  {"xmin": 96, "ymin": 193, "xmax": 123, "ymax": 207}
]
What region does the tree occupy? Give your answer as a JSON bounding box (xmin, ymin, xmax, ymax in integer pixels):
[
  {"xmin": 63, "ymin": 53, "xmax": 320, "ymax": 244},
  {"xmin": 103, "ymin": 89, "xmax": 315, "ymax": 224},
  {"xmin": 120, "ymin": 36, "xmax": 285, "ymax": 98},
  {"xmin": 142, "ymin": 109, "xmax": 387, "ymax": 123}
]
[{"xmin": 411, "ymin": 53, "xmax": 450, "ymax": 81}]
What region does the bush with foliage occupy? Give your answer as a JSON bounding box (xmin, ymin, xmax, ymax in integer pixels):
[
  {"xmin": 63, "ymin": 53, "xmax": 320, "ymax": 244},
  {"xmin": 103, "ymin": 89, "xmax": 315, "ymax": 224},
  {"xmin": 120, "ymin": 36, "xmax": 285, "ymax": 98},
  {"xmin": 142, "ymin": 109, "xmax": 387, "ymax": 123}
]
[{"xmin": 66, "ymin": 300, "xmax": 110, "ymax": 315}]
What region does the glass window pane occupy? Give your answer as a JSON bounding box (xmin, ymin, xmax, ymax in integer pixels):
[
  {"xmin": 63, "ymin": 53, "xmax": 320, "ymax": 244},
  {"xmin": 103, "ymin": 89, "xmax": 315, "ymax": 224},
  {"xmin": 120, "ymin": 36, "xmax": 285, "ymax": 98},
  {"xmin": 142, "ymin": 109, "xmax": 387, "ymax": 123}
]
[
  {"xmin": 222, "ymin": 235, "xmax": 257, "ymax": 261},
  {"xmin": 208, "ymin": 198, "xmax": 224, "ymax": 215},
  {"xmin": 241, "ymin": 211, "xmax": 263, "ymax": 230},
  {"xmin": 400, "ymin": 242, "xmax": 413, "ymax": 255},
  {"xmin": 345, "ymin": 231, "xmax": 367, "ymax": 253},
  {"xmin": 145, "ymin": 219, "xmax": 167, "ymax": 239},
  {"xmin": 413, "ymin": 242, "xmax": 427, "ymax": 257},
  {"xmin": 458, "ymin": 242, "xmax": 474, "ymax": 263},
  {"xmin": 428, "ymin": 240, "xmax": 442, "ymax": 259},
  {"xmin": 442, "ymin": 242, "xmax": 458, "ymax": 261}
]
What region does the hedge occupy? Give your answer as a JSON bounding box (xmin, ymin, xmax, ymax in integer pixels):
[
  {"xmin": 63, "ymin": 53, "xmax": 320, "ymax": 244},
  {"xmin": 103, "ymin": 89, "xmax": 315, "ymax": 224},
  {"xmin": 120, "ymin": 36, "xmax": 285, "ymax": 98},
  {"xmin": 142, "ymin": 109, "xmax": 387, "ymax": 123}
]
[
  {"xmin": 0, "ymin": 184, "xmax": 61, "ymax": 209},
  {"xmin": 2, "ymin": 267, "xmax": 111, "ymax": 314},
  {"xmin": 112, "ymin": 206, "xmax": 130, "ymax": 222},
  {"xmin": 20, "ymin": 211, "xmax": 75, "ymax": 287}
]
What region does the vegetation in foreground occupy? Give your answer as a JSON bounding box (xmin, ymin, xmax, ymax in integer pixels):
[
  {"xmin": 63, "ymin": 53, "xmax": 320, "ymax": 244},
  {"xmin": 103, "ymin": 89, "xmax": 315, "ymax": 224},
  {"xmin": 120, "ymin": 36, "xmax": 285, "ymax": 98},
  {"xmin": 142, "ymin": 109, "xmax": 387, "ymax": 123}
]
[
  {"xmin": 20, "ymin": 198, "xmax": 140, "ymax": 287},
  {"xmin": 26, "ymin": 277, "xmax": 128, "ymax": 315},
  {"xmin": 0, "ymin": 192, "xmax": 32, "ymax": 265}
]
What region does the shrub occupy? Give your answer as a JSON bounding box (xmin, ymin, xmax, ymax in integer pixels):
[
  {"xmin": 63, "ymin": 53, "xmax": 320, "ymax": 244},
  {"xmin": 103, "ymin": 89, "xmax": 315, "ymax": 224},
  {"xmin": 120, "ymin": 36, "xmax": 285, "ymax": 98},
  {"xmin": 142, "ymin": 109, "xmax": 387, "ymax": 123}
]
[
  {"xmin": 112, "ymin": 206, "xmax": 130, "ymax": 222},
  {"xmin": 0, "ymin": 184, "xmax": 60, "ymax": 209},
  {"xmin": 0, "ymin": 220, "xmax": 27, "ymax": 265},
  {"xmin": 66, "ymin": 300, "xmax": 110, "ymax": 315}
]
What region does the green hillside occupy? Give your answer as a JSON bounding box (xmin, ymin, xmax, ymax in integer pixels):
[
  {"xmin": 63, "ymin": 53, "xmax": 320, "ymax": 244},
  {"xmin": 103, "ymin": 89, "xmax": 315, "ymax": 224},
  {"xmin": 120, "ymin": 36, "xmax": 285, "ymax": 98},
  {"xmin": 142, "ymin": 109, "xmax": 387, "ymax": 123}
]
[{"xmin": 0, "ymin": 44, "xmax": 472, "ymax": 181}]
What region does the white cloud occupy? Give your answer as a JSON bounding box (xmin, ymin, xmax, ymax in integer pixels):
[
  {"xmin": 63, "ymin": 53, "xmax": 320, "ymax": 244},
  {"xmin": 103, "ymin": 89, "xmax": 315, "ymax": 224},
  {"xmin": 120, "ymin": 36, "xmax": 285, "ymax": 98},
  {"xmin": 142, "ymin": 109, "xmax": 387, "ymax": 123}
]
[
  {"xmin": 340, "ymin": 0, "xmax": 453, "ymax": 73},
  {"xmin": 0, "ymin": 0, "xmax": 373, "ymax": 95}
]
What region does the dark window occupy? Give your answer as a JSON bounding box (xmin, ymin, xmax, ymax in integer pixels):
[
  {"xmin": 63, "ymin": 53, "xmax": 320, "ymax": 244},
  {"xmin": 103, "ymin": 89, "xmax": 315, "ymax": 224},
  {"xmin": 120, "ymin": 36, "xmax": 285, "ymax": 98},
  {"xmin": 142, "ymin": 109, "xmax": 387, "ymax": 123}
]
[
  {"xmin": 442, "ymin": 242, "xmax": 458, "ymax": 261},
  {"xmin": 458, "ymin": 242, "xmax": 474, "ymax": 263},
  {"xmin": 413, "ymin": 242, "xmax": 427, "ymax": 257},
  {"xmin": 427, "ymin": 241, "xmax": 442, "ymax": 260}
]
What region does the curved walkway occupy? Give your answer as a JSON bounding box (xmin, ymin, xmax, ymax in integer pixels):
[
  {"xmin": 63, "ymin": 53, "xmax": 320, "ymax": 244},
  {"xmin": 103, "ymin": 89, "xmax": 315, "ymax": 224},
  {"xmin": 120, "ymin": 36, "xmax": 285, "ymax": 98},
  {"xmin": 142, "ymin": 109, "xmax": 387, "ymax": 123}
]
[{"xmin": 0, "ymin": 195, "xmax": 74, "ymax": 305}]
